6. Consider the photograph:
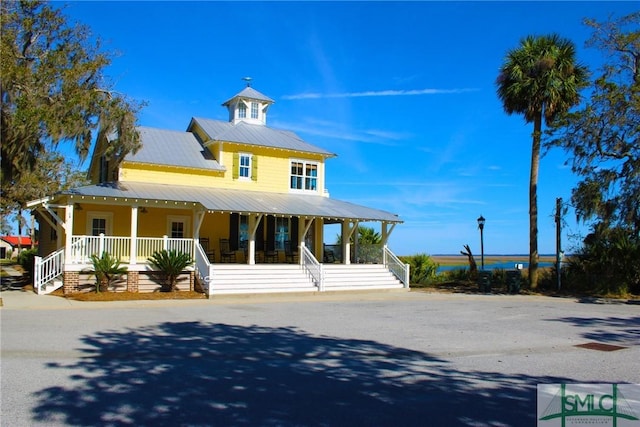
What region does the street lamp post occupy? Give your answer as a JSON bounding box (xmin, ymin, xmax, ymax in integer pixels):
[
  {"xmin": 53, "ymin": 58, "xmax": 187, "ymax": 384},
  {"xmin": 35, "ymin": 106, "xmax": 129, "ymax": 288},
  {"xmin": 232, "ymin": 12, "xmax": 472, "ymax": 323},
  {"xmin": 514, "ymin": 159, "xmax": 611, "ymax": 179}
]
[{"xmin": 477, "ymin": 215, "xmax": 485, "ymax": 270}]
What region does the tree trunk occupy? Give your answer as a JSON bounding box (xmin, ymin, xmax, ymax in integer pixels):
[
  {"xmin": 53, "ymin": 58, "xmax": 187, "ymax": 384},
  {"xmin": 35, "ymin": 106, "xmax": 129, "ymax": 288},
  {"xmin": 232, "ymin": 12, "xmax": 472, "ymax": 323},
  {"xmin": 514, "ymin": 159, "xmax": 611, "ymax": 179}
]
[
  {"xmin": 98, "ymin": 276, "xmax": 109, "ymax": 293},
  {"xmin": 529, "ymin": 115, "xmax": 541, "ymax": 289},
  {"xmin": 460, "ymin": 244, "xmax": 478, "ymax": 274},
  {"xmin": 17, "ymin": 209, "xmax": 23, "ymax": 252}
]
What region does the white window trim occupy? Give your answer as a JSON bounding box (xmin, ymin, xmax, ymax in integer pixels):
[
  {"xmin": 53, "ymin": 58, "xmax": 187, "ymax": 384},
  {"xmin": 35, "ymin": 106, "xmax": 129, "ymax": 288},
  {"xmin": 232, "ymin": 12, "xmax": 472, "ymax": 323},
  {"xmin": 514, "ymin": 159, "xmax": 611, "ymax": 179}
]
[
  {"xmin": 238, "ymin": 102, "xmax": 247, "ymax": 119},
  {"xmin": 167, "ymin": 215, "xmax": 190, "ymax": 238},
  {"xmin": 86, "ymin": 211, "xmax": 114, "ymax": 236},
  {"xmin": 289, "ymin": 159, "xmax": 319, "ymax": 193},
  {"xmin": 239, "ymin": 152, "xmax": 252, "ymax": 180}
]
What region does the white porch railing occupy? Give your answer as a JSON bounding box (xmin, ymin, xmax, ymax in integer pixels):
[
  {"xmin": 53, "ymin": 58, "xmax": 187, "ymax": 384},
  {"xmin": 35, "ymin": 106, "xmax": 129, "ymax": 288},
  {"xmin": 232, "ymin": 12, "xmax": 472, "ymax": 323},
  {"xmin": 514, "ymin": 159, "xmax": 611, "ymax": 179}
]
[
  {"xmin": 35, "ymin": 237, "xmax": 406, "ymax": 295},
  {"xmin": 300, "ymin": 243, "xmax": 323, "ymax": 291},
  {"xmin": 193, "ymin": 240, "xmax": 214, "ymax": 296},
  {"xmin": 383, "ymin": 245, "xmax": 410, "ymax": 288},
  {"xmin": 69, "ymin": 234, "xmax": 195, "ymax": 263},
  {"xmin": 33, "ymin": 248, "xmax": 65, "ymax": 294}
]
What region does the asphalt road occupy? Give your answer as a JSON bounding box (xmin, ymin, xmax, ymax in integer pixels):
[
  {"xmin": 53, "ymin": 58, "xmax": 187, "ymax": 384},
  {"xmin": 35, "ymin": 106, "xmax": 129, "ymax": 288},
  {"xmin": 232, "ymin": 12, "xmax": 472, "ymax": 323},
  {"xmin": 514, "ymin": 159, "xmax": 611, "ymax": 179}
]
[{"xmin": 1, "ymin": 290, "xmax": 638, "ymax": 426}]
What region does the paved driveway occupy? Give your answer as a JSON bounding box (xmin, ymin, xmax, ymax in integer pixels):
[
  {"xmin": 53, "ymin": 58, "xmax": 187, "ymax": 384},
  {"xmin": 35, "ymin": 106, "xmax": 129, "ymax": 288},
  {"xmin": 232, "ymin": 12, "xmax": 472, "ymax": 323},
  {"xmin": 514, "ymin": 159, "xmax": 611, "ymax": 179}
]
[{"xmin": 1, "ymin": 290, "xmax": 638, "ymax": 426}]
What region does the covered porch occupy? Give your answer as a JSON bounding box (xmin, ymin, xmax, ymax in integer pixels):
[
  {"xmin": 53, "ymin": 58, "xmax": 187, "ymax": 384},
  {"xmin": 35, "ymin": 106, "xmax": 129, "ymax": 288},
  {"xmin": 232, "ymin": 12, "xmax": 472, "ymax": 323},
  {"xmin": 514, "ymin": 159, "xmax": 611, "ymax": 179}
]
[{"xmin": 28, "ymin": 181, "xmax": 408, "ymax": 296}]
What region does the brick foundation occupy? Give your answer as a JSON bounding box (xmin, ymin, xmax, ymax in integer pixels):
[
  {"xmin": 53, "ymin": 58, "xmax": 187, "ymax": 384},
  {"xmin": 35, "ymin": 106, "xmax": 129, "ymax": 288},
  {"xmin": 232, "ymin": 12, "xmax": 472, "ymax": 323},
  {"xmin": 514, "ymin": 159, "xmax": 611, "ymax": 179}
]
[
  {"xmin": 127, "ymin": 271, "xmax": 139, "ymax": 292},
  {"xmin": 190, "ymin": 271, "xmax": 195, "ymax": 291},
  {"xmin": 63, "ymin": 271, "xmax": 80, "ymax": 294}
]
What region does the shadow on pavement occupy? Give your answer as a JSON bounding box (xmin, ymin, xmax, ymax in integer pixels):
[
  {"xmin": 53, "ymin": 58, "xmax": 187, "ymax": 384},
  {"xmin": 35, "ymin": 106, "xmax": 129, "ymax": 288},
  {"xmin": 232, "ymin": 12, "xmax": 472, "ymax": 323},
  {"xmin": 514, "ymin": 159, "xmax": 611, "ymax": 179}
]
[
  {"xmin": 546, "ymin": 315, "xmax": 640, "ymax": 346},
  {"xmin": 33, "ymin": 321, "xmax": 570, "ymax": 426}
]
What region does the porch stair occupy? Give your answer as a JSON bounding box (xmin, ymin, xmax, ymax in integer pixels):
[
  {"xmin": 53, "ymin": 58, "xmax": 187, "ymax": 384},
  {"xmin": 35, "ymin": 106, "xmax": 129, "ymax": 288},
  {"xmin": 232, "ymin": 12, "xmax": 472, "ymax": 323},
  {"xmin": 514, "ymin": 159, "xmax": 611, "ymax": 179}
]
[
  {"xmin": 41, "ymin": 277, "xmax": 64, "ymax": 295},
  {"xmin": 208, "ymin": 264, "xmax": 317, "ymax": 295},
  {"xmin": 322, "ymin": 264, "xmax": 404, "ymax": 291}
]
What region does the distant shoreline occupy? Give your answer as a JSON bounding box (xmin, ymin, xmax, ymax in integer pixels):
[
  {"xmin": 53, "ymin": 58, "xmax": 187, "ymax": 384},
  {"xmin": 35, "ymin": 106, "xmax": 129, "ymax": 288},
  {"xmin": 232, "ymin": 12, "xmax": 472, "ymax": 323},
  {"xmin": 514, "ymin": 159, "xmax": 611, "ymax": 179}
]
[{"xmin": 431, "ymin": 255, "xmax": 557, "ymax": 267}]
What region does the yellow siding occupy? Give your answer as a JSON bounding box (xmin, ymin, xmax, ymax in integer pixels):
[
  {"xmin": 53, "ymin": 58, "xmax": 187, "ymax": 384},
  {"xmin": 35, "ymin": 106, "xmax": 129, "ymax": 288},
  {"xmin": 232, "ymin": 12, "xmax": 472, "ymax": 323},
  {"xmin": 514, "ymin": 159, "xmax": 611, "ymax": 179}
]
[
  {"xmin": 119, "ymin": 143, "xmax": 327, "ymax": 194},
  {"xmin": 71, "ymin": 204, "xmax": 194, "ymax": 237},
  {"xmin": 120, "ymin": 165, "xmax": 225, "ymax": 187},
  {"xmin": 35, "ymin": 216, "xmax": 58, "ymax": 257}
]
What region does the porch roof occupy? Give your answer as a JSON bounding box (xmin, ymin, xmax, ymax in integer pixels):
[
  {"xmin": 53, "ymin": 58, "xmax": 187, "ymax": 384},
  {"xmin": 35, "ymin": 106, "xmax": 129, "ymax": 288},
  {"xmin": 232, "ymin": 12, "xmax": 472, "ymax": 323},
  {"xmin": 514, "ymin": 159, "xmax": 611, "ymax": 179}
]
[{"xmin": 60, "ymin": 182, "xmax": 403, "ymax": 223}]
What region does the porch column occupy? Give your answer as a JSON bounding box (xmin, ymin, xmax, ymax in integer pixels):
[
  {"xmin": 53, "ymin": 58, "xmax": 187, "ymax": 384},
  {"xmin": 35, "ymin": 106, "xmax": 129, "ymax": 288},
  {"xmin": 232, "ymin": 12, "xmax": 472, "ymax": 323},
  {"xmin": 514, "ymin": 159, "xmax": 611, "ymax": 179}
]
[
  {"xmin": 354, "ymin": 225, "xmax": 360, "ymax": 263},
  {"xmin": 247, "ymin": 214, "xmax": 263, "ymax": 265},
  {"xmin": 381, "ymin": 222, "xmax": 396, "ymax": 246},
  {"xmin": 57, "ymin": 209, "xmax": 63, "ymax": 249},
  {"xmin": 299, "ymin": 218, "xmax": 310, "ymax": 249},
  {"xmin": 314, "ymin": 220, "xmax": 324, "ymax": 260},
  {"xmin": 341, "ymin": 221, "xmax": 358, "ymax": 265},
  {"xmin": 64, "ymin": 203, "xmax": 74, "ymax": 261},
  {"xmin": 342, "ymin": 221, "xmax": 350, "ymax": 265},
  {"xmin": 381, "ymin": 222, "xmax": 388, "ymax": 245},
  {"xmin": 130, "ymin": 206, "xmax": 138, "ymax": 265},
  {"xmin": 193, "ymin": 209, "xmax": 205, "ymax": 239}
]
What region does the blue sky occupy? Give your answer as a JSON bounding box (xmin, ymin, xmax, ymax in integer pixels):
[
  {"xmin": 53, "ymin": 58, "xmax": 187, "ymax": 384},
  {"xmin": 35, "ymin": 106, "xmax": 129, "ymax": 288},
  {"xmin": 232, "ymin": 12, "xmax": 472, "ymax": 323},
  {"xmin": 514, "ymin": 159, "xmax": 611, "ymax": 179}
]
[{"xmin": 60, "ymin": 1, "xmax": 637, "ymax": 256}]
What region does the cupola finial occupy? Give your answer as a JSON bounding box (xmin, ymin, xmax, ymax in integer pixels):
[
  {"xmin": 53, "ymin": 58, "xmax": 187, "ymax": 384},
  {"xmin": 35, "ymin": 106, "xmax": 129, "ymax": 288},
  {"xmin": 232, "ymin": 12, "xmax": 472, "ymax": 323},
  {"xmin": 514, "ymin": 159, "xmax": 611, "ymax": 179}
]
[{"xmin": 242, "ymin": 76, "xmax": 252, "ymax": 87}]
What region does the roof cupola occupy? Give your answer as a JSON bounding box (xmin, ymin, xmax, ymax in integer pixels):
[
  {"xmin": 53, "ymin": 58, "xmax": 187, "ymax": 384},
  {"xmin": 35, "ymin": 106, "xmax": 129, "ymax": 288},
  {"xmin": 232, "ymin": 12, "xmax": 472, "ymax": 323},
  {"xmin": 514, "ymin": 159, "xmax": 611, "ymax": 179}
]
[{"xmin": 222, "ymin": 78, "xmax": 274, "ymax": 125}]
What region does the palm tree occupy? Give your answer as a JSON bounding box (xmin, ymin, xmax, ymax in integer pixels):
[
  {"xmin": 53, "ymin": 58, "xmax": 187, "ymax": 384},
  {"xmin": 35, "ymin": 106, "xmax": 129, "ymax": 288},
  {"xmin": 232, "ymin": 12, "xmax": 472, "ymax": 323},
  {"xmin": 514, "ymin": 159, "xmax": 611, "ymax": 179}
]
[
  {"xmin": 335, "ymin": 226, "xmax": 382, "ymax": 245},
  {"xmin": 497, "ymin": 34, "xmax": 588, "ymax": 288}
]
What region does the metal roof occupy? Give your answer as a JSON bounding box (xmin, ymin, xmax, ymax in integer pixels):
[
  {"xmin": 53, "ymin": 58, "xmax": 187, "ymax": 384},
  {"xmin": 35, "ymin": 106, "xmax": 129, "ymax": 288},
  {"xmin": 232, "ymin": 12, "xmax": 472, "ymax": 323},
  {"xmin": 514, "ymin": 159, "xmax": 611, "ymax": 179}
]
[
  {"xmin": 124, "ymin": 127, "xmax": 225, "ymax": 171},
  {"xmin": 192, "ymin": 118, "xmax": 335, "ymax": 157},
  {"xmin": 222, "ymin": 86, "xmax": 274, "ymax": 105},
  {"xmin": 62, "ymin": 181, "xmax": 402, "ymax": 223}
]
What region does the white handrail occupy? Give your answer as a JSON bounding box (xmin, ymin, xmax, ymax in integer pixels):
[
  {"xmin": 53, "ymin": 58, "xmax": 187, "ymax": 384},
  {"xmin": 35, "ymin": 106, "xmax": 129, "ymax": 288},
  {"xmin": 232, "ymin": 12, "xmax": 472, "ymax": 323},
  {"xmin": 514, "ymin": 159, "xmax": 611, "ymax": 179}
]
[
  {"xmin": 384, "ymin": 245, "xmax": 410, "ymax": 288},
  {"xmin": 33, "ymin": 248, "xmax": 65, "ymax": 294},
  {"xmin": 300, "ymin": 243, "xmax": 323, "ymax": 291},
  {"xmin": 193, "ymin": 240, "xmax": 212, "ymax": 296}
]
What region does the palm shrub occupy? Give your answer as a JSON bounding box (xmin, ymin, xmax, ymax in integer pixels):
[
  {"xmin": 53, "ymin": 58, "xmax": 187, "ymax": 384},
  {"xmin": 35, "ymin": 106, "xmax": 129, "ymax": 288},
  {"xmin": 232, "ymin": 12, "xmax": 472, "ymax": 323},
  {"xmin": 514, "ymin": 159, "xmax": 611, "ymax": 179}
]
[
  {"xmin": 148, "ymin": 249, "xmax": 193, "ymax": 292},
  {"xmin": 89, "ymin": 252, "xmax": 127, "ymax": 293},
  {"xmin": 405, "ymin": 253, "xmax": 438, "ymax": 286}
]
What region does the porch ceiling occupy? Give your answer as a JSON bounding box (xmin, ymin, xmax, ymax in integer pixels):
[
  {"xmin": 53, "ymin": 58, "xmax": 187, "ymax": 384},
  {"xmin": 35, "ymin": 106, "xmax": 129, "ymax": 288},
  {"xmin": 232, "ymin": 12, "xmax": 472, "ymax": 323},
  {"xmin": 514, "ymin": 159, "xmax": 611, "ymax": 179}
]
[{"xmin": 56, "ymin": 181, "xmax": 402, "ymax": 223}]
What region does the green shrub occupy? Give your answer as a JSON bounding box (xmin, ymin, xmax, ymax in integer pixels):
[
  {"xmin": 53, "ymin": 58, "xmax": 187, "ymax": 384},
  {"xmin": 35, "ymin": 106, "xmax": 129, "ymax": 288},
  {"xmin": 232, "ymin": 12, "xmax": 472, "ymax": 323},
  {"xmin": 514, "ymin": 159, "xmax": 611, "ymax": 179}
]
[
  {"xmin": 402, "ymin": 253, "xmax": 438, "ymax": 286},
  {"xmin": 89, "ymin": 252, "xmax": 128, "ymax": 293},
  {"xmin": 491, "ymin": 268, "xmax": 507, "ymax": 291},
  {"xmin": 17, "ymin": 248, "xmax": 38, "ymax": 278},
  {"xmin": 559, "ymin": 227, "xmax": 640, "ymax": 296},
  {"xmin": 148, "ymin": 249, "xmax": 193, "ymax": 292},
  {"xmin": 441, "ymin": 268, "xmax": 472, "ymax": 282}
]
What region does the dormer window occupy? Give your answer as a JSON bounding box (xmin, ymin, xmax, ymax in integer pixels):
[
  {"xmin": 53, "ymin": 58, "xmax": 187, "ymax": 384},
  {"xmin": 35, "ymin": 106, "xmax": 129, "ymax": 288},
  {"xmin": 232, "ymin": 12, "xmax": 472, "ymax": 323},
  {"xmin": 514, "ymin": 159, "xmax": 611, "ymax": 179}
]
[
  {"xmin": 238, "ymin": 103, "xmax": 247, "ymax": 119},
  {"xmin": 251, "ymin": 102, "xmax": 259, "ymax": 119}
]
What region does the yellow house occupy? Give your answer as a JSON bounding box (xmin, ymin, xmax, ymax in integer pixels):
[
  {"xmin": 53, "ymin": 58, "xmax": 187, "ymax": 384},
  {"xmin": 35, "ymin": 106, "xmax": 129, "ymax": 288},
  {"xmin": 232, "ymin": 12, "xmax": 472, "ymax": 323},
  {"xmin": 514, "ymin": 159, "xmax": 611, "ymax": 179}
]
[{"xmin": 28, "ymin": 85, "xmax": 408, "ymax": 296}]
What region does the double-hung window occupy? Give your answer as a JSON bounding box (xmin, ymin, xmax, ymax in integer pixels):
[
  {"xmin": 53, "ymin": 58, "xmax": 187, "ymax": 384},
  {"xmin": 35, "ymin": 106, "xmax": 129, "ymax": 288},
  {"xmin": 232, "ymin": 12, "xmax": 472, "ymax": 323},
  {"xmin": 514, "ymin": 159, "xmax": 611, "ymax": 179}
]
[
  {"xmin": 290, "ymin": 160, "xmax": 318, "ymax": 192},
  {"xmin": 92, "ymin": 218, "xmax": 107, "ymax": 236},
  {"xmin": 86, "ymin": 212, "xmax": 113, "ymax": 236},
  {"xmin": 239, "ymin": 153, "xmax": 251, "ymax": 179},
  {"xmin": 167, "ymin": 215, "xmax": 189, "ymax": 238},
  {"xmin": 251, "ymin": 102, "xmax": 259, "ymax": 119},
  {"xmin": 170, "ymin": 221, "xmax": 184, "ymax": 238},
  {"xmin": 238, "ymin": 103, "xmax": 247, "ymax": 119}
]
